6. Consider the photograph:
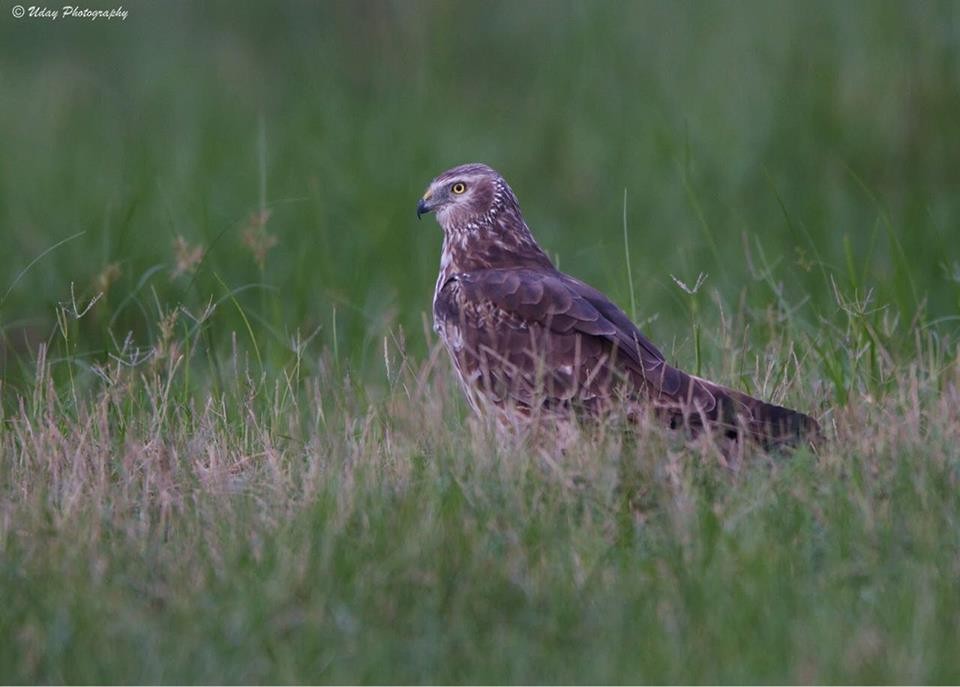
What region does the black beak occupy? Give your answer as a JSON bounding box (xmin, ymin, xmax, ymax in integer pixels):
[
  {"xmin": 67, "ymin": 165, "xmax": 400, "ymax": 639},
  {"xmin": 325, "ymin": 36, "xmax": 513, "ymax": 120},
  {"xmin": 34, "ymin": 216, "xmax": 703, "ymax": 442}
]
[{"xmin": 416, "ymin": 198, "xmax": 431, "ymax": 220}]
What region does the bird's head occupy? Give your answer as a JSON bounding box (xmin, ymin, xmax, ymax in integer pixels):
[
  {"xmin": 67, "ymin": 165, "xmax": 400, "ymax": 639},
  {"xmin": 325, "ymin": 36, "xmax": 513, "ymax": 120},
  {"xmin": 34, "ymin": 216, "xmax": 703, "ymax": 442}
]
[{"xmin": 416, "ymin": 163, "xmax": 515, "ymax": 230}]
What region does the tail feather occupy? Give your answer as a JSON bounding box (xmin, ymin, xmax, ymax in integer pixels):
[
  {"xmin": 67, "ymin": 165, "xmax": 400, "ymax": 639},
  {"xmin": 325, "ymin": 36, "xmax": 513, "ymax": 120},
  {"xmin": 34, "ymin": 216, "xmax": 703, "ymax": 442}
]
[
  {"xmin": 625, "ymin": 359, "xmax": 821, "ymax": 450},
  {"xmin": 704, "ymin": 379, "xmax": 821, "ymax": 449}
]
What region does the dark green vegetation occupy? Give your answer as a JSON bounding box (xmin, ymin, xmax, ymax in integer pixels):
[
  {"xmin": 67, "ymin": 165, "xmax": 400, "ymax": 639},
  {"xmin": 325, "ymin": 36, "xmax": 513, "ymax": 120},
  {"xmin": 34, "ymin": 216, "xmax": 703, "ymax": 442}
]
[{"xmin": 1, "ymin": 1, "xmax": 959, "ymax": 682}]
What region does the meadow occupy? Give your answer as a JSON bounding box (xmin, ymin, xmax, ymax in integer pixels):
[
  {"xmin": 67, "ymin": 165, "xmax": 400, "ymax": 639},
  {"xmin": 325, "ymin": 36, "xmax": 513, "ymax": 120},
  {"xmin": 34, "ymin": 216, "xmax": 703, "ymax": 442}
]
[{"xmin": 1, "ymin": 1, "xmax": 959, "ymax": 682}]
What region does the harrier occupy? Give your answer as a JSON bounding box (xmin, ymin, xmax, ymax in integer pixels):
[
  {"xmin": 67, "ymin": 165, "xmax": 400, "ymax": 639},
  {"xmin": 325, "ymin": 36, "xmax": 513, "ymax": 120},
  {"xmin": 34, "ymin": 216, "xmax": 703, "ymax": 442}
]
[{"xmin": 417, "ymin": 163, "xmax": 819, "ymax": 449}]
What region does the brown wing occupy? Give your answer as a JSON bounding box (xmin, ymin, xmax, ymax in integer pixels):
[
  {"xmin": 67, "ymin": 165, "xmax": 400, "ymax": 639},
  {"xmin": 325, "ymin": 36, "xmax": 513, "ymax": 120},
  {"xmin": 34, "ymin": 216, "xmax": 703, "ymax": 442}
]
[
  {"xmin": 435, "ymin": 267, "xmax": 819, "ymax": 446},
  {"xmin": 433, "ymin": 267, "xmax": 707, "ymax": 409}
]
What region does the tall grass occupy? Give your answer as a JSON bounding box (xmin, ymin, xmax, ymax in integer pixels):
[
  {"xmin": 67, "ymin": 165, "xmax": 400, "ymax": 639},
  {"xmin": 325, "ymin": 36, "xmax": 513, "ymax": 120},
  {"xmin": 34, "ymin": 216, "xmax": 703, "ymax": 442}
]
[
  {"xmin": 1, "ymin": 0, "xmax": 959, "ymax": 682},
  {"xmin": 1, "ymin": 288, "xmax": 958, "ymax": 682}
]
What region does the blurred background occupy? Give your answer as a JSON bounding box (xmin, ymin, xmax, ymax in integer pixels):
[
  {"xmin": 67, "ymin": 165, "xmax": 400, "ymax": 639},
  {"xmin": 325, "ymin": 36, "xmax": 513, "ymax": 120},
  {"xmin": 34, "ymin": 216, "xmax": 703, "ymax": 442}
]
[{"xmin": 1, "ymin": 0, "xmax": 958, "ymax": 391}]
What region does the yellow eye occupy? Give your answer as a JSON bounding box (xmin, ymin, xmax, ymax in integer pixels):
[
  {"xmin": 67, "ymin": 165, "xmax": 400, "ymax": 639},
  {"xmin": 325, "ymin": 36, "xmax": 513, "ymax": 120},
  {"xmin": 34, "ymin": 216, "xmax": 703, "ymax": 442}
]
[{"xmin": 451, "ymin": 182, "xmax": 466, "ymax": 194}]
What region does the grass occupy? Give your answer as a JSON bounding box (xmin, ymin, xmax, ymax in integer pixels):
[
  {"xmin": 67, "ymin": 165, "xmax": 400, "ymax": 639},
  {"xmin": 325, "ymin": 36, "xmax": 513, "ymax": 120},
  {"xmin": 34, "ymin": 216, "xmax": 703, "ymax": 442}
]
[{"xmin": 1, "ymin": 0, "xmax": 960, "ymax": 682}]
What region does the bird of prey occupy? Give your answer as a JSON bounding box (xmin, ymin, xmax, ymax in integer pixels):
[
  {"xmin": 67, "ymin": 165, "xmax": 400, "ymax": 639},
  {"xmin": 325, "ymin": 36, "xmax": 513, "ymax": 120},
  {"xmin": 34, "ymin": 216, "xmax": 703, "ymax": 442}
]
[{"xmin": 417, "ymin": 163, "xmax": 819, "ymax": 449}]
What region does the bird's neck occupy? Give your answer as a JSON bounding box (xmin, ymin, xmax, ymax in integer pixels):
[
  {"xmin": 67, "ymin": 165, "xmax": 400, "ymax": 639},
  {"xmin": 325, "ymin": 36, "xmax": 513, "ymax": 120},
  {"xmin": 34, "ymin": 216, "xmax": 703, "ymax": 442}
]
[{"xmin": 437, "ymin": 212, "xmax": 554, "ymax": 283}]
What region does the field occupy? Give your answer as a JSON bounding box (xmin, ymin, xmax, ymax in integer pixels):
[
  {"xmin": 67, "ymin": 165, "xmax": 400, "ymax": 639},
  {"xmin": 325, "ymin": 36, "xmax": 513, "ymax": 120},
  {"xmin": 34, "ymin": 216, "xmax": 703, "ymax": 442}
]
[{"xmin": 2, "ymin": 1, "xmax": 960, "ymax": 682}]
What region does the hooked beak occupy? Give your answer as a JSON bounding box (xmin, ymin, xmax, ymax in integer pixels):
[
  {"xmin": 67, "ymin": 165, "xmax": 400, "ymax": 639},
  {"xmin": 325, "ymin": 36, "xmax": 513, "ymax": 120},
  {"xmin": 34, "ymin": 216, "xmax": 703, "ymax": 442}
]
[{"xmin": 416, "ymin": 197, "xmax": 432, "ymax": 220}]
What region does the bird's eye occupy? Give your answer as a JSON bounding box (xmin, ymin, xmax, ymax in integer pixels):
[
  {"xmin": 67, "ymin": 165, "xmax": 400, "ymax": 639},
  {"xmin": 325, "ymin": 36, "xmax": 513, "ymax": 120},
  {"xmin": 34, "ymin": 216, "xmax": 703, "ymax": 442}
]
[{"xmin": 451, "ymin": 182, "xmax": 466, "ymax": 194}]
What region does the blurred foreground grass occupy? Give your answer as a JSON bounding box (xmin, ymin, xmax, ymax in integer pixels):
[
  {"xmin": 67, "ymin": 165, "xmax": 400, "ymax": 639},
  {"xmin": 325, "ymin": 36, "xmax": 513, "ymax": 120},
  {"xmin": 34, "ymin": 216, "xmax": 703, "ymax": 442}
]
[{"xmin": 1, "ymin": 1, "xmax": 959, "ymax": 682}]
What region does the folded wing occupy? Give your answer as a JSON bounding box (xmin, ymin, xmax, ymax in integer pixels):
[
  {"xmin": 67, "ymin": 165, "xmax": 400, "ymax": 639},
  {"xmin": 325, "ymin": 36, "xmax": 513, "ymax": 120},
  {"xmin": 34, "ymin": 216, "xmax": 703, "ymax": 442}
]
[{"xmin": 434, "ymin": 267, "xmax": 818, "ymax": 446}]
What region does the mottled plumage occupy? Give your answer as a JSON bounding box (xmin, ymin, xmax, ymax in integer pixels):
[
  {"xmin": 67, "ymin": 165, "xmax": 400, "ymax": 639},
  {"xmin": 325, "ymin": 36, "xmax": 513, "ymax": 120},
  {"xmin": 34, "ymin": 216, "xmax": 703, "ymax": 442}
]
[{"xmin": 417, "ymin": 163, "xmax": 819, "ymax": 448}]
